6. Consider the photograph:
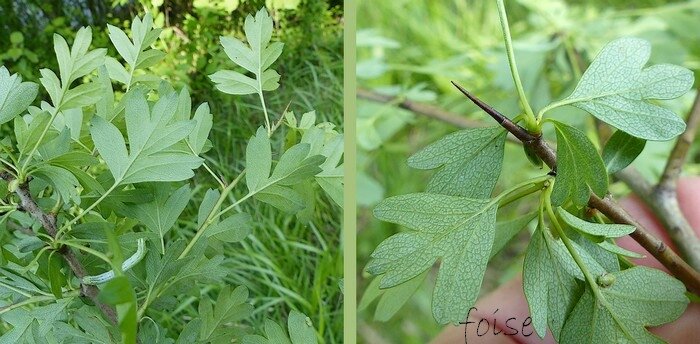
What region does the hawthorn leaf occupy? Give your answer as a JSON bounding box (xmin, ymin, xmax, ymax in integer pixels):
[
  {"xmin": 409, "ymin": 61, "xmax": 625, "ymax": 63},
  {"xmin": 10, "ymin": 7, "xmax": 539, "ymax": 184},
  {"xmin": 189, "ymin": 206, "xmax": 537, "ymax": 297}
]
[
  {"xmin": 210, "ymin": 8, "xmax": 283, "ymax": 95},
  {"xmin": 107, "ymin": 14, "xmax": 161, "ymax": 69},
  {"xmin": 408, "ymin": 127, "xmax": 506, "ymax": 198},
  {"xmin": 254, "ymin": 184, "xmax": 305, "ymax": 213},
  {"xmin": 557, "ymin": 37, "xmax": 693, "ymax": 141},
  {"xmin": 245, "ymin": 126, "xmax": 324, "ymax": 212},
  {"xmin": 89, "ymin": 90, "xmax": 203, "ymax": 186},
  {"xmin": 98, "ymin": 276, "xmax": 138, "ymax": 344},
  {"xmin": 15, "ymin": 112, "xmax": 54, "ymax": 155},
  {"xmin": 369, "ymin": 193, "xmax": 497, "ymax": 324},
  {"xmin": 199, "ymin": 286, "xmax": 253, "ymax": 343},
  {"xmin": 491, "ymin": 211, "xmax": 538, "ymax": 258},
  {"xmin": 60, "ymin": 82, "xmax": 103, "ymax": 110},
  {"xmin": 358, "ymin": 271, "xmax": 428, "ymax": 322},
  {"xmin": 523, "ymin": 227, "xmax": 583, "ymax": 340},
  {"xmin": 288, "ymin": 310, "xmax": 318, "ymax": 344},
  {"xmin": 270, "ymin": 143, "xmax": 325, "ymax": 185},
  {"xmin": 557, "ymin": 208, "xmax": 635, "ymax": 238},
  {"xmin": 0, "ymin": 66, "xmax": 39, "ymax": 125},
  {"xmin": 198, "ymin": 189, "xmax": 221, "ymax": 228},
  {"xmin": 551, "ymin": 121, "xmax": 608, "ymax": 207},
  {"xmin": 105, "ymin": 57, "xmax": 130, "ymax": 86},
  {"xmin": 598, "ymin": 240, "xmax": 645, "ymax": 259},
  {"xmin": 602, "ymin": 130, "xmax": 646, "ymax": 174},
  {"xmin": 33, "ymin": 165, "xmax": 80, "ymax": 204},
  {"xmin": 242, "ymin": 310, "xmax": 318, "ymax": 344},
  {"xmin": 128, "ymin": 184, "xmax": 191, "ymax": 254},
  {"xmin": 561, "ymin": 267, "xmax": 688, "ymax": 343},
  {"xmin": 53, "ymin": 27, "xmax": 106, "ymax": 87},
  {"xmin": 246, "ymin": 127, "xmax": 272, "ymax": 192},
  {"xmin": 299, "ymin": 123, "xmax": 344, "ymax": 207},
  {"xmin": 188, "ymin": 103, "xmax": 213, "ymax": 155},
  {"xmin": 206, "ymin": 213, "xmax": 253, "ymax": 243}
]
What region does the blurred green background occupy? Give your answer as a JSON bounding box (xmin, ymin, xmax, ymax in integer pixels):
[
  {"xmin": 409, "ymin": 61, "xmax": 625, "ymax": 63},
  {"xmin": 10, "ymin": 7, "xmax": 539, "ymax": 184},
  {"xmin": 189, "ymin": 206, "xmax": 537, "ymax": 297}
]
[
  {"xmin": 1, "ymin": 0, "xmax": 343, "ymax": 342},
  {"xmin": 357, "ymin": 0, "xmax": 700, "ymax": 342}
]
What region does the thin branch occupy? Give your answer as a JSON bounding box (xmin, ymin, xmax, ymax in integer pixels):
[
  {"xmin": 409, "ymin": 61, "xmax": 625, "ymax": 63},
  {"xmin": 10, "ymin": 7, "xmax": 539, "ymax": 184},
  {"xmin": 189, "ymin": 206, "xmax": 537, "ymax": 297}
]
[
  {"xmin": 0, "ymin": 171, "xmax": 118, "ymax": 325},
  {"xmin": 452, "ymin": 82, "xmax": 700, "ymax": 294},
  {"xmin": 357, "ymin": 88, "xmax": 519, "ymax": 143},
  {"xmin": 617, "ymin": 92, "xmax": 700, "ymax": 270},
  {"xmin": 660, "ymin": 92, "xmax": 700, "ymax": 189}
]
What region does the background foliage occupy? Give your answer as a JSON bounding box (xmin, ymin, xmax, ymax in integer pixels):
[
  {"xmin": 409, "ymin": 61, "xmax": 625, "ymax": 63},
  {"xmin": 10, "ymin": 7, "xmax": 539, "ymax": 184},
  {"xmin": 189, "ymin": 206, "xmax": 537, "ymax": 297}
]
[
  {"xmin": 357, "ymin": 0, "xmax": 700, "ymax": 342},
  {"xmin": 0, "ymin": 0, "xmax": 343, "ymax": 342}
]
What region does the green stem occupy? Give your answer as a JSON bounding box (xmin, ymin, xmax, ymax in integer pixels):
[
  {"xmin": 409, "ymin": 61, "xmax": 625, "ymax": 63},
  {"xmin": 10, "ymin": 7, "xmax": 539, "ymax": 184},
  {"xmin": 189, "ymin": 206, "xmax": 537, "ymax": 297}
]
[
  {"xmin": 498, "ymin": 180, "xmax": 547, "ymax": 208},
  {"xmin": 0, "ymin": 158, "xmax": 17, "ymax": 174},
  {"xmin": 258, "ymin": 91, "xmax": 271, "ymax": 136},
  {"xmin": 0, "ymin": 295, "xmax": 56, "ymax": 315},
  {"xmin": 543, "ymin": 184, "xmax": 601, "ymax": 296},
  {"xmin": 178, "ymin": 171, "xmax": 246, "ymax": 259},
  {"xmin": 493, "ymin": 174, "xmax": 551, "ymax": 208},
  {"xmin": 496, "ymin": 0, "xmax": 538, "ymax": 132},
  {"xmin": 56, "ymin": 183, "xmax": 119, "ymax": 238},
  {"xmin": 19, "ymin": 110, "xmax": 60, "ymax": 178},
  {"xmin": 54, "ymin": 240, "xmax": 112, "ymax": 265}
]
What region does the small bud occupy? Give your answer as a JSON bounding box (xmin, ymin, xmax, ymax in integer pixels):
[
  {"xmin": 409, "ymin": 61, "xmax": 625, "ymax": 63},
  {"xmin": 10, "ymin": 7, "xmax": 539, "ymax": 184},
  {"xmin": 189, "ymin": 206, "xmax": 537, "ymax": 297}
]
[
  {"xmin": 7, "ymin": 179, "xmax": 19, "ymax": 193},
  {"xmin": 597, "ymin": 273, "xmax": 616, "ymax": 287}
]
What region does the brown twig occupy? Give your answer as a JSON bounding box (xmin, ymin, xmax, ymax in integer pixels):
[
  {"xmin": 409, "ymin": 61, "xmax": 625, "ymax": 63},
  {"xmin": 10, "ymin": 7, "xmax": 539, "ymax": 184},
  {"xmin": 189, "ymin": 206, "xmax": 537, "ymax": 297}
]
[
  {"xmin": 357, "ymin": 88, "xmax": 519, "ymax": 144},
  {"xmin": 619, "ymin": 92, "xmax": 700, "ymax": 270},
  {"xmin": 451, "ymin": 82, "xmax": 700, "ymax": 294},
  {"xmin": 0, "ymin": 172, "xmax": 118, "ymax": 324}
]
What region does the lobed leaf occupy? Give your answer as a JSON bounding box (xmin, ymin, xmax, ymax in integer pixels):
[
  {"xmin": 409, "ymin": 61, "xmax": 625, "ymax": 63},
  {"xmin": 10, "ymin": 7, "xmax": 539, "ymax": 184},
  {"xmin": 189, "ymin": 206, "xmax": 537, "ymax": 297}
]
[
  {"xmin": 0, "ymin": 66, "xmax": 39, "ymax": 125},
  {"xmin": 561, "ymin": 267, "xmax": 688, "ymax": 343},
  {"xmin": 370, "ymin": 193, "xmax": 497, "ymax": 324},
  {"xmin": 408, "ymin": 127, "xmax": 506, "ymax": 198},
  {"xmin": 523, "ymin": 227, "xmax": 582, "ymax": 340},
  {"xmin": 89, "ymin": 89, "xmax": 203, "ymax": 186},
  {"xmin": 210, "ymin": 8, "xmax": 283, "ymax": 95},
  {"xmin": 557, "ymin": 37, "xmax": 693, "ymax": 141}
]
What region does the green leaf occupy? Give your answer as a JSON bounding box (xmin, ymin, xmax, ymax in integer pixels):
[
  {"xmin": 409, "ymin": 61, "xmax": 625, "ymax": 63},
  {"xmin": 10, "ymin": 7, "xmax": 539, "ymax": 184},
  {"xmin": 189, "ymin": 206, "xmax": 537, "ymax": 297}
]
[
  {"xmin": 33, "ymin": 165, "xmax": 80, "ymax": 204},
  {"xmin": 602, "ymin": 130, "xmax": 646, "ymax": 174},
  {"xmin": 491, "ymin": 211, "xmax": 537, "ymax": 258},
  {"xmin": 198, "ymin": 189, "xmax": 221, "ymax": 228},
  {"xmin": 245, "ymin": 126, "xmax": 324, "ymax": 212},
  {"xmin": 246, "ymin": 127, "xmax": 272, "ymax": 192},
  {"xmin": 287, "ymin": 310, "xmax": 317, "ymax": 344},
  {"xmin": 561, "ymin": 267, "xmax": 688, "ymax": 343},
  {"xmin": 188, "ymin": 103, "xmax": 213, "ymax": 155},
  {"xmin": 199, "ymin": 286, "xmax": 253, "ymax": 343},
  {"xmin": 556, "ymin": 37, "xmax": 693, "ymax": 141},
  {"xmin": 557, "ymin": 208, "xmax": 635, "ymax": 238},
  {"xmin": 206, "ymin": 213, "xmax": 253, "ymax": 243},
  {"xmin": 89, "ymin": 90, "xmax": 203, "ymax": 186},
  {"xmin": 598, "ymin": 240, "xmax": 644, "ymax": 259},
  {"xmin": 60, "ymin": 82, "xmax": 103, "ymax": 110},
  {"xmin": 0, "ymin": 66, "xmax": 38, "ymax": 125},
  {"xmin": 523, "ymin": 227, "xmax": 583, "ymax": 340},
  {"xmin": 369, "ymin": 193, "xmax": 497, "ymax": 324},
  {"xmin": 15, "ymin": 112, "xmax": 55, "ymax": 155},
  {"xmin": 551, "ymin": 121, "xmax": 608, "ymax": 207},
  {"xmin": 359, "ymin": 271, "xmax": 428, "ymax": 322},
  {"xmin": 99, "ymin": 276, "xmax": 138, "ymax": 344},
  {"xmin": 108, "ymin": 14, "xmax": 161, "ymax": 69},
  {"xmin": 254, "ymin": 184, "xmax": 305, "ymax": 213},
  {"xmin": 271, "ymin": 144, "xmax": 325, "ymax": 185},
  {"xmin": 408, "ymin": 127, "xmax": 506, "ymax": 198},
  {"xmin": 242, "ymin": 310, "xmax": 318, "ymax": 344},
  {"xmin": 127, "ymin": 184, "xmax": 191, "ymax": 253},
  {"xmin": 210, "ymin": 8, "xmax": 283, "ymax": 95}
]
